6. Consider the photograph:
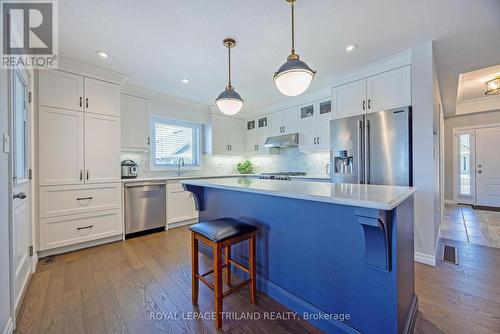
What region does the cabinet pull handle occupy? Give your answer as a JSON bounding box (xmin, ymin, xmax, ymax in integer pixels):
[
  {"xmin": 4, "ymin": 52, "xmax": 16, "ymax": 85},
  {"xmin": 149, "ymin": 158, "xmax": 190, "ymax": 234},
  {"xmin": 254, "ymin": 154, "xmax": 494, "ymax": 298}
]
[
  {"xmin": 317, "ymin": 137, "xmax": 320, "ymax": 144},
  {"xmin": 80, "ymin": 170, "xmax": 83, "ymax": 181},
  {"xmin": 363, "ymin": 100, "xmax": 365, "ymax": 111},
  {"xmin": 76, "ymin": 197, "xmax": 93, "ymax": 201},
  {"xmin": 147, "ymin": 137, "xmax": 150, "ymax": 145},
  {"xmin": 85, "ymin": 98, "xmax": 89, "ymax": 108},
  {"xmin": 86, "ymin": 170, "xmax": 89, "ymax": 180},
  {"xmin": 314, "ymin": 137, "xmax": 317, "ymax": 144},
  {"xmin": 77, "ymin": 225, "xmax": 93, "ymax": 230},
  {"xmin": 79, "ymin": 97, "xmax": 82, "ymax": 107},
  {"xmin": 368, "ymin": 99, "xmax": 371, "ymax": 109},
  {"xmin": 283, "ymin": 126, "xmax": 285, "ymax": 133}
]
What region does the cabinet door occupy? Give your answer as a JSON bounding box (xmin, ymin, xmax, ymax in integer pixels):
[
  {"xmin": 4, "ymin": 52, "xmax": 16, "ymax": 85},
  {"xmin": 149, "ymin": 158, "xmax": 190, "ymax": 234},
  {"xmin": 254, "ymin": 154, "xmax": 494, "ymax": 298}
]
[
  {"xmin": 256, "ymin": 116, "xmax": 269, "ymax": 154},
  {"xmin": 332, "ymin": 78, "xmax": 366, "ymax": 119},
  {"xmin": 167, "ymin": 190, "xmax": 195, "ymax": 224},
  {"xmin": 121, "ymin": 94, "xmax": 148, "ymax": 150},
  {"xmin": 39, "ymin": 107, "xmax": 84, "ymax": 186},
  {"xmin": 84, "ymin": 77, "xmax": 120, "ymax": 117},
  {"xmin": 283, "ymin": 107, "xmax": 298, "ymax": 134},
  {"xmin": 298, "ymin": 104, "xmax": 317, "ymax": 152},
  {"xmin": 84, "ymin": 113, "xmax": 121, "ymax": 183},
  {"xmin": 39, "ymin": 70, "xmax": 83, "ymax": 111},
  {"xmin": 245, "ymin": 120, "xmax": 258, "ymax": 154},
  {"xmin": 366, "ymin": 66, "xmax": 411, "ymax": 113},
  {"xmin": 210, "ymin": 114, "xmax": 230, "ymax": 154},
  {"xmin": 316, "ymin": 100, "xmax": 332, "ymax": 151},
  {"xmin": 228, "ymin": 118, "xmax": 245, "ymax": 154},
  {"xmin": 269, "ymin": 111, "xmax": 283, "ymax": 136}
]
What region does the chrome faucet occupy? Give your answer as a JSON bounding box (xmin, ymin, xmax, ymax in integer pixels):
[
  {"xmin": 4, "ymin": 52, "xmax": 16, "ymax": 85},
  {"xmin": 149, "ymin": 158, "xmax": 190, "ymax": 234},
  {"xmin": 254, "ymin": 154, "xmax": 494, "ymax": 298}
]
[{"xmin": 177, "ymin": 157, "xmax": 185, "ymax": 176}]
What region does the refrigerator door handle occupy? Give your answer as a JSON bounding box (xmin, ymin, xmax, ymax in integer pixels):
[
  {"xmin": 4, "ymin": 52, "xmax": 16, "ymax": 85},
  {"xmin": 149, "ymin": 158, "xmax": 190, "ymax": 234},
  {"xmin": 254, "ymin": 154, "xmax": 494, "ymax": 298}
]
[
  {"xmin": 358, "ymin": 119, "xmax": 364, "ymax": 184},
  {"xmin": 365, "ymin": 119, "xmax": 371, "ymax": 184}
]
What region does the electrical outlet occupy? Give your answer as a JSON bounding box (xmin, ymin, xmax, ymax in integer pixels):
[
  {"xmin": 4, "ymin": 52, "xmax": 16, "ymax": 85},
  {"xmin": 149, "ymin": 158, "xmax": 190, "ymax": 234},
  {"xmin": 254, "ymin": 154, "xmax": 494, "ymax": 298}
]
[{"xmin": 2, "ymin": 133, "xmax": 9, "ymax": 153}]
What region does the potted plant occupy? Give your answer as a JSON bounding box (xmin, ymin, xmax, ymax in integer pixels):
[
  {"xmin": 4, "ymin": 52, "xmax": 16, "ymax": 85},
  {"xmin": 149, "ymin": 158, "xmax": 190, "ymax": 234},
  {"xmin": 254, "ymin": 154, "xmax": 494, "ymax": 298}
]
[{"xmin": 237, "ymin": 160, "xmax": 254, "ymax": 174}]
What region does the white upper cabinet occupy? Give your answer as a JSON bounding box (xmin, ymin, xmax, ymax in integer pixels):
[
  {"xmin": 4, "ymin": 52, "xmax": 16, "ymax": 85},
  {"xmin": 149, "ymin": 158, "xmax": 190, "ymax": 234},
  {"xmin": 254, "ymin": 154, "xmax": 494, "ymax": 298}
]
[
  {"xmin": 245, "ymin": 116, "xmax": 270, "ymax": 155},
  {"xmin": 206, "ymin": 114, "xmax": 245, "ymax": 155},
  {"xmin": 332, "ymin": 78, "xmax": 366, "ymax": 119},
  {"xmin": 332, "ymin": 65, "xmax": 411, "ymax": 119},
  {"xmin": 84, "ymin": 77, "xmax": 120, "ymax": 117},
  {"xmin": 39, "ymin": 70, "xmax": 84, "ymax": 111},
  {"xmin": 39, "ymin": 107, "xmax": 84, "ymax": 186},
  {"xmin": 120, "ymin": 93, "xmax": 149, "ymax": 151},
  {"xmin": 84, "ymin": 113, "xmax": 121, "ymax": 184},
  {"xmin": 298, "ymin": 100, "xmax": 332, "ymax": 152},
  {"xmin": 270, "ymin": 108, "xmax": 298, "ymax": 136},
  {"xmin": 366, "ymin": 66, "xmax": 411, "ymax": 113}
]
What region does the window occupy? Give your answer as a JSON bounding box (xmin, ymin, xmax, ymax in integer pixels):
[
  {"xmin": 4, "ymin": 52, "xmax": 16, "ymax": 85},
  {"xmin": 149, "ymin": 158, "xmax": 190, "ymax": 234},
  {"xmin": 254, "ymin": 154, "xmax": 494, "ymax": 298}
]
[
  {"xmin": 458, "ymin": 134, "xmax": 471, "ymax": 195},
  {"xmin": 13, "ymin": 69, "xmax": 29, "ymax": 184},
  {"xmin": 150, "ymin": 116, "xmax": 201, "ymax": 169}
]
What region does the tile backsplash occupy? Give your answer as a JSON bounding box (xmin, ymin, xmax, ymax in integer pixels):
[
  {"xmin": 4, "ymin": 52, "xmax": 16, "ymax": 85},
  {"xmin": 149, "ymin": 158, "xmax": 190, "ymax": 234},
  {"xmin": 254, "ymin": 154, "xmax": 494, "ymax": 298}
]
[{"xmin": 121, "ymin": 148, "xmax": 330, "ymax": 178}]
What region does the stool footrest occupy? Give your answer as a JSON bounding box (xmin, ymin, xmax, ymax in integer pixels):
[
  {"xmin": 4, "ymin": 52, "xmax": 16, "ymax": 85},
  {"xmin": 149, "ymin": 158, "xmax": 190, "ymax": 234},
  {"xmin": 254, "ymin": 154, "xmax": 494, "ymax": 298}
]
[
  {"xmin": 228, "ymin": 259, "xmax": 250, "ymax": 273},
  {"xmin": 222, "ymin": 279, "xmax": 251, "ymax": 298},
  {"xmin": 200, "ymin": 264, "xmax": 227, "ymax": 278},
  {"xmin": 197, "ymin": 274, "xmax": 214, "ymax": 290}
]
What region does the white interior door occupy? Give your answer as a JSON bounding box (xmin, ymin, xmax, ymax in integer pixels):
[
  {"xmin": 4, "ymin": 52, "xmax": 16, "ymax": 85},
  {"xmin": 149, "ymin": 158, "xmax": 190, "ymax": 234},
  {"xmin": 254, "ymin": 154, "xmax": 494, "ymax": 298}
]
[
  {"xmin": 476, "ymin": 127, "xmax": 500, "ymax": 207},
  {"xmin": 453, "ymin": 130, "xmax": 475, "ymax": 205},
  {"xmin": 11, "ymin": 68, "xmax": 32, "ymax": 308}
]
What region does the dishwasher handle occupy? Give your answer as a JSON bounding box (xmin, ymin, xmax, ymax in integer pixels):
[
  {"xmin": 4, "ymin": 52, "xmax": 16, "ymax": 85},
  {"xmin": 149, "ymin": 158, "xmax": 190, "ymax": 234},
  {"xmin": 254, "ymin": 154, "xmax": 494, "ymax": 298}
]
[{"xmin": 124, "ymin": 182, "xmax": 166, "ymax": 188}]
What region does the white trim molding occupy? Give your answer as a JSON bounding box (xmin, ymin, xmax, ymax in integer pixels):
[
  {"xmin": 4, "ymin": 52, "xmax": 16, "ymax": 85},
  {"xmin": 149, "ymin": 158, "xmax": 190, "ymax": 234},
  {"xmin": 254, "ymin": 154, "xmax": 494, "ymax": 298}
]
[
  {"xmin": 2, "ymin": 317, "xmax": 13, "ymax": 334},
  {"xmin": 54, "ymin": 57, "xmax": 128, "ymax": 85},
  {"xmin": 414, "ymin": 252, "xmax": 436, "ymax": 266}
]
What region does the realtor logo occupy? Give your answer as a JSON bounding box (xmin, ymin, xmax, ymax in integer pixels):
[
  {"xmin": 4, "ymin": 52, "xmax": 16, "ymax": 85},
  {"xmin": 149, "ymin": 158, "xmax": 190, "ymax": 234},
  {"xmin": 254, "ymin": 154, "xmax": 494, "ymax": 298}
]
[{"xmin": 1, "ymin": 0, "xmax": 58, "ymax": 68}]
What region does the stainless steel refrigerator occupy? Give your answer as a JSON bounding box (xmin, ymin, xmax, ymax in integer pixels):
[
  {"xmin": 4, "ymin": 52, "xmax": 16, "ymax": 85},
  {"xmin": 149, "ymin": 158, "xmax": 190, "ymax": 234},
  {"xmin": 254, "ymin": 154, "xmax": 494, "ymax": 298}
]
[{"xmin": 330, "ymin": 106, "xmax": 412, "ymax": 186}]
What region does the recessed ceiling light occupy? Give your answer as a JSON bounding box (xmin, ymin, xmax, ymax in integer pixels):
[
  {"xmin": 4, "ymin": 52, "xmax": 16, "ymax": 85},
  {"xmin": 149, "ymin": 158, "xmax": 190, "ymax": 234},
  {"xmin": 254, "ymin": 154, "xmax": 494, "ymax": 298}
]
[
  {"xmin": 346, "ymin": 43, "xmax": 358, "ymax": 52},
  {"xmin": 96, "ymin": 51, "xmax": 108, "ymax": 58},
  {"xmin": 181, "ymin": 78, "xmax": 190, "ymax": 84}
]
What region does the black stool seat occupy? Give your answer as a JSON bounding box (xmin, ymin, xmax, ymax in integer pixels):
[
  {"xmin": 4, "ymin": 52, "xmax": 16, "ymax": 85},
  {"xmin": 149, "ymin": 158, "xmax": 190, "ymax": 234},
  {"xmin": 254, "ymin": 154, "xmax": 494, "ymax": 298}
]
[{"xmin": 189, "ymin": 218, "xmax": 257, "ymax": 242}]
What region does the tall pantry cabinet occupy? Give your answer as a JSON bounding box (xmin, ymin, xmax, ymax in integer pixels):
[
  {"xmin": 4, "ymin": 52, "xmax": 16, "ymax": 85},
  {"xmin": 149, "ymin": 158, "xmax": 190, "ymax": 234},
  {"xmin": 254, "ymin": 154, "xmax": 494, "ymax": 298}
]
[{"xmin": 37, "ymin": 68, "xmax": 123, "ymax": 253}]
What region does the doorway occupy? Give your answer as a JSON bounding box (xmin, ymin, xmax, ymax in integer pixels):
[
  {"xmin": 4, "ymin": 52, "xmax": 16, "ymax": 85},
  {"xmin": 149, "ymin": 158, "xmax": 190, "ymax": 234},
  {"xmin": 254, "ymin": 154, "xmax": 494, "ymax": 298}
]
[
  {"xmin": 453, "ymin": 125, "xmax": 500, "ymax": 208},
  {"xmin": 9, "ymin": 67, "xmax": 32, "ymax": 312}
]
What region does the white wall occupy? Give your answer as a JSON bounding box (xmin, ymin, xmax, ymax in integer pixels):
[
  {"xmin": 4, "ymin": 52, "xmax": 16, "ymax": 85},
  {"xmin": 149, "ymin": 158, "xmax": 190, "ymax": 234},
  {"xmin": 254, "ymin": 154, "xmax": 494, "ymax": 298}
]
[
  {"xmin": 411, "ymin": 41, "xmax": 443, "ymax": 265},
  {"xmin": 444, "ymin": 109, "xmax": 500, "ymax": 201},
  {"xmin": 0, "ymin": 69, "xmax": 13, "ymax": 333}
]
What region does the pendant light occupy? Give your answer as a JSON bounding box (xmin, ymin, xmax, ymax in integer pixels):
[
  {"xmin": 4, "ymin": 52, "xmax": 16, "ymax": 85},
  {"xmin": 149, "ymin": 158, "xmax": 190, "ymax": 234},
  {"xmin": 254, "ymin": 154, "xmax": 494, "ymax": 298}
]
[
  {"xmin": 216, "ymin": 38, "xmax": 244, "ymax": 115},
  {"xmin": 274, "ymin": 0, "xmax": 316, "ymax": 97},
  {"xmin": 485, "ymin": 75, "xmax": 500, "ymax": 95}
]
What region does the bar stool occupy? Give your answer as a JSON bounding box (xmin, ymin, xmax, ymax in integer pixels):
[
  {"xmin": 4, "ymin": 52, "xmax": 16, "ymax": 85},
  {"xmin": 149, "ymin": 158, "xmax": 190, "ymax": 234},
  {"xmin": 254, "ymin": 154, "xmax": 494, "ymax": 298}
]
[{"xmin": 189, "ymin": 218, "xmax": 257, "ymax": 330}]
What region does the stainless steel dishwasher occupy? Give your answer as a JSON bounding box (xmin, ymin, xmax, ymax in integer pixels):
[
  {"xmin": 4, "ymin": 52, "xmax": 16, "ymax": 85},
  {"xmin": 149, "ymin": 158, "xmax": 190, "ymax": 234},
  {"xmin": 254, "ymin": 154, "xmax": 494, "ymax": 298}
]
[{"xmin": 124, "ymin": 182, "xmax": 166, "ymax": 236}]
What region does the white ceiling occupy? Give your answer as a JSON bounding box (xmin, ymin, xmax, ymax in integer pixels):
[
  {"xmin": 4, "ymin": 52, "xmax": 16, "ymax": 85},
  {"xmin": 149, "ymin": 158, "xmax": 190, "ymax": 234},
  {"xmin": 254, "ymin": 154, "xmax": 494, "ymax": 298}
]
[
  {"xmin": 457, "ymin": 64, "xmax": 500, "ymax": 102},
  {"xmin": 58, "ymin": 0, "xmax": 500, "ymax": 117}
]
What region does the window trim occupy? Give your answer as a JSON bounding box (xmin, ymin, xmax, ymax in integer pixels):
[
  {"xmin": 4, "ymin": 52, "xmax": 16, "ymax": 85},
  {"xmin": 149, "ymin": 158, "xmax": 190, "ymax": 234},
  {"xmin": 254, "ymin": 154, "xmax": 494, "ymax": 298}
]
[{"xmin": 149, "ymin": 115, "xmax": 203, "ymax": 171}]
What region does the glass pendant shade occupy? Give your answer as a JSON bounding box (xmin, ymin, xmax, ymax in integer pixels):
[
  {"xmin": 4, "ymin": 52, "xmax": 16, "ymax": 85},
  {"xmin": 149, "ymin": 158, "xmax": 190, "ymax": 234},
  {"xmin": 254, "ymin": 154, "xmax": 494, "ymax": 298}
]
[
  {"xmin": 215, "ymin": 86, "xmax": 244, "ymax": 115},
  {"xmin": 485, "ymin": 76, "xmax": 500, "ymax": 95},
  {"xmin": 274, "ymin": 58, "xmax": 315, "ymax": 96}
]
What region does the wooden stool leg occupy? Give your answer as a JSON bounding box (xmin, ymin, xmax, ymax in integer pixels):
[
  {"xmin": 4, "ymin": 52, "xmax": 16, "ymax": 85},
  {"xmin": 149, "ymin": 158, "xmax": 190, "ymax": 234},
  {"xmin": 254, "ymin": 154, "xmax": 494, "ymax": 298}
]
[
  {"xmin": 249, "ymin": 232, "xmax": 257, "ymax": 304},
  {"xmin": 191, "ymin": 232, "xmax": 199, "ymax": 305},
  {"xmin": 225, "ymin": 246, "xmax": 231, "ymax": 287},
  {"xmin": 214, "ymin": 243, "xmax": 223, "ymax": 329}
]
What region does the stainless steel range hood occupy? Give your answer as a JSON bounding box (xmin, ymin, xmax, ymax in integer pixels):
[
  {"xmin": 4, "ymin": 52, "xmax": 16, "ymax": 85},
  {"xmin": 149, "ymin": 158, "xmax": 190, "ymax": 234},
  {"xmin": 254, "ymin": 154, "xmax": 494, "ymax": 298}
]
[{"xmin": 264, "ymin": 133, "xmax": 299, "ymax": 148}]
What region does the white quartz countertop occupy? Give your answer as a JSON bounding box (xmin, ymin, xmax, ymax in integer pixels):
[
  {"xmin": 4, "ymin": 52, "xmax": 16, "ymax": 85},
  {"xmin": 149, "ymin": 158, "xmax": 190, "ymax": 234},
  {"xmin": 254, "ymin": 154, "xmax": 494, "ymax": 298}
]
[
  {"xmin": 121, "ymin": 174, "xmax": 242, "ymax": 183},
  {"xmin": 181, "ymin": 178, "xmax": 416, "ymax": 210}
]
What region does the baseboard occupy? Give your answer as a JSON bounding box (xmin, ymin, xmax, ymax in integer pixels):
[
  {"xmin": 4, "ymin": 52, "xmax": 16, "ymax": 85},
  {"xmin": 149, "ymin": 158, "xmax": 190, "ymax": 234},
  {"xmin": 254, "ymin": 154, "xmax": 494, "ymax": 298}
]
[
  {"xmin": 168, "ymin": 218, "xmax": 197, "ymax": 230},
  {"xmin": 37, "ymin": 234, "xmax": 123, "ymax": 258},
  {"xmin": 445, "ymin": 200, "xmax": 456, "ymax": 205},
  {"xmin": 2, "ymin": 317, "xmax": 13, "ymax": 334},
  {"xmin": 414, "ymin": 251, "xmax": 436, "ymax": 266}
]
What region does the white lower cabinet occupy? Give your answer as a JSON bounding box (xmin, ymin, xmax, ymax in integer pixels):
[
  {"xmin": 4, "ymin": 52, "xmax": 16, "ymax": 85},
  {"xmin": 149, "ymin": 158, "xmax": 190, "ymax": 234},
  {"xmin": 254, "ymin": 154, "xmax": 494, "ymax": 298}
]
[
  {"xmin": 39, "ymin": 209, "xmax": 122, "ymax": 251},
  {"xmin": 166, "ymin": 182, "xmax": 198, "ymax": 225}
]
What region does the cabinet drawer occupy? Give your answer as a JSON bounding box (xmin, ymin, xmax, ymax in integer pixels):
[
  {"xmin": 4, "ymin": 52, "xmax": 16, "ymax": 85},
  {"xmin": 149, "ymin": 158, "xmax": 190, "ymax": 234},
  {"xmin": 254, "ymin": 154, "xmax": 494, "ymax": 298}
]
[
  {"xmin": 39, "ymin": 210, "xmax": 122, "ymax": 250},
  {"xmin": 39, "ymin": 183, "xmax": 121, "ymax": 218}
]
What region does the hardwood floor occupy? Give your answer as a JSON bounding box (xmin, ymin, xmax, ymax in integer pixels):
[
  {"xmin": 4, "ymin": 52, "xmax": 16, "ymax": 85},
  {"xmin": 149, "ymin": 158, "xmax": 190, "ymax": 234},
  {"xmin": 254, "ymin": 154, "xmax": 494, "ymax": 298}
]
[{"xmin": 15, "ymin": 227, "xmax": 500, "ymax": 334}]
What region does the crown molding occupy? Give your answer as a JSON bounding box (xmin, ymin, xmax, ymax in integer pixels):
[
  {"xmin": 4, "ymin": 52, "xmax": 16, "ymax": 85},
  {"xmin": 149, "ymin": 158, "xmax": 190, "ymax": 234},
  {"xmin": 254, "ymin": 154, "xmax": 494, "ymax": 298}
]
[
  {"xmin": 57, "ymin": 56, "xmax": 128, "ymax": 85},
  {"xmin": 456, "ymin": 95, "xmax": 500, "ymax": 115}
]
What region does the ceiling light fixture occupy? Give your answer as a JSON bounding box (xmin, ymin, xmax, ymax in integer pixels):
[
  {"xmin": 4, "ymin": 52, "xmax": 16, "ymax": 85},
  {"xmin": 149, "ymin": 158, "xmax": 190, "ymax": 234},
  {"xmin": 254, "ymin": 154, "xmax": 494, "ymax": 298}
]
[
  {"xmin": 96, "ymin": 51, "xmax": 108, "ymax": 58},
  {"xmin": 485, "ymin": 75, "xmax": 500, "ymax": 95},
  {"xmin": 273, "ymin": 0, "xmax": 316, "ymax": 97},
  {"xmin": 346, "ymin": 43, "xmax": 358, "ymax": 52},
  {"xmin": 215, "ymin": 38, "xmax": 244, "ymax": 115},
  {"xmin": 181, "ymin": 78, "xmax": 190, "ymax": 84}
]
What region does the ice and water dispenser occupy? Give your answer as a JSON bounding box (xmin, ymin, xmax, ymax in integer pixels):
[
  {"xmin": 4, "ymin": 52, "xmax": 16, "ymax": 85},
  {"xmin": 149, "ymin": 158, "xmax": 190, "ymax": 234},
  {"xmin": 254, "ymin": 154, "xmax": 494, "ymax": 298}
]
[{"xmin": 333, "ymin": 150, "xmax": 353, "ymax": 175}]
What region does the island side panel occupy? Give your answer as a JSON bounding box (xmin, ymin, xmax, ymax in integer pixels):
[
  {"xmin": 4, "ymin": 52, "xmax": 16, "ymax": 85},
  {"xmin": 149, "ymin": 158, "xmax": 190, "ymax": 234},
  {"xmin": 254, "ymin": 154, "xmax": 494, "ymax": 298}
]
[{"xmin": 189, "ymin": 185, "xmax": 414, "ymax": 334}]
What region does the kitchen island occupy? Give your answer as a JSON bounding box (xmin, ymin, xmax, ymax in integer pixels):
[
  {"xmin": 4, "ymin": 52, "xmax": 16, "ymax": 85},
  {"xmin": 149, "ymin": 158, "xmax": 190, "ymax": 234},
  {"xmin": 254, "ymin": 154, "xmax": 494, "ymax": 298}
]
[{"xmin": 182, "ymin": 178, "xmax": 417, "ymax": 334}]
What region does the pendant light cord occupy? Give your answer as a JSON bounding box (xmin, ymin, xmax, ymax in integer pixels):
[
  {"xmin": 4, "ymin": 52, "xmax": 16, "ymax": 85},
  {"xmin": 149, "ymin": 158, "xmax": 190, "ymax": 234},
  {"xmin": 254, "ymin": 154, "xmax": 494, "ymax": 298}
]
[
  {"xmin": 228, "ymin": 45, "xmax": 232, "ymax": 87},
  {"xmin": 291, "ymin": 2, "xmax": 295, "ymax": 54}
]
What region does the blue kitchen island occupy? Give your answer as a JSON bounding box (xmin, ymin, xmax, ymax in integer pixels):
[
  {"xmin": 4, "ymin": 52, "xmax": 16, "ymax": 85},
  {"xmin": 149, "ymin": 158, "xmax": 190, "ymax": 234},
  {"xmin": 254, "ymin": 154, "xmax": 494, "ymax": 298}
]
[{"xmin": 182, "ymin": 177, "xmax": 417, "ymax": 334}]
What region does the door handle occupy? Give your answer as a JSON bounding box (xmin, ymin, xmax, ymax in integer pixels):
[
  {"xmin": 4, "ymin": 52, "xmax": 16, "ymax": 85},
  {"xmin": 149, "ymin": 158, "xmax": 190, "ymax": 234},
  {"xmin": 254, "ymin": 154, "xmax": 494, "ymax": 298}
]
[
  {"xmin": 13, "ymin": 192, "xmax": 27, "ymax": 199},
  {"xmin": 358, "ymin": 120, "xmax": 364, "ymax": 184},
  {"xmin": 365, "ymin": 119, "xmax": 370, "ymax": 184}
]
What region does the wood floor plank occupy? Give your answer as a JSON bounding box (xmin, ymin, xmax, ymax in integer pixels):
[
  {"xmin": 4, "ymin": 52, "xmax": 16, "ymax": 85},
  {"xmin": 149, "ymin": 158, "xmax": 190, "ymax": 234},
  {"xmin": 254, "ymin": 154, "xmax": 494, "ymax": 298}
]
[{"xmin": 15, "ymin": 270, "xmax": 50, "ymax": 334}]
